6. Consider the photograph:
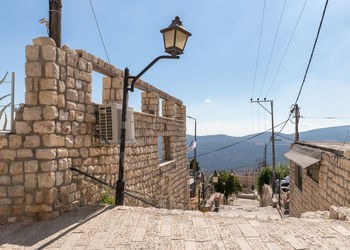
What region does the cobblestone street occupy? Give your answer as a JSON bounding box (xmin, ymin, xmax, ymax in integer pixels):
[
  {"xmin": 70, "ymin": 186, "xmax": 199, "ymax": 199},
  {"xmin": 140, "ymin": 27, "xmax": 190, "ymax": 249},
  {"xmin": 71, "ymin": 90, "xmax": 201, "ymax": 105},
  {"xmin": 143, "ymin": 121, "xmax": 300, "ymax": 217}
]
[{"xmin": 0, "ymin": 205, "xmax": 349, "ymax": 249}]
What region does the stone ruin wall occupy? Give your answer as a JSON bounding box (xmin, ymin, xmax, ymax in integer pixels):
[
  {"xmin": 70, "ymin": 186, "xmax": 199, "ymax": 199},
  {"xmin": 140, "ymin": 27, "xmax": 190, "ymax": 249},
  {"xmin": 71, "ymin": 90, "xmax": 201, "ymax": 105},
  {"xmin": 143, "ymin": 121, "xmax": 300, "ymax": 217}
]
[
  {"xmin": 290, "ymin": 147, "xmax": 350, "ymax": 217},
  {"xmin": 0, "ymin": 37, "xmax": 189, "ymax": 224}
]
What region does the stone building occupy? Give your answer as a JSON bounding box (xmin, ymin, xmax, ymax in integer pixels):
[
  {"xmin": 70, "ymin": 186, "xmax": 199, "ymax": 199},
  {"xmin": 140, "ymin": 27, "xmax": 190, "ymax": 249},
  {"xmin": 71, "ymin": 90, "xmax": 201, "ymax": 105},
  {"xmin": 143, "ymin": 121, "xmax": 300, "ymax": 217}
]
[
  {"xmin": 235, "ymin": 170, "xmax": 257, "ymax": 189},
  {"xmin": 284, "ymin": 142, "xmax": 350, "ymax": 217},
  {"xmin": 0, "ymin": 36, "xmax": 189, "ymax": 224}
]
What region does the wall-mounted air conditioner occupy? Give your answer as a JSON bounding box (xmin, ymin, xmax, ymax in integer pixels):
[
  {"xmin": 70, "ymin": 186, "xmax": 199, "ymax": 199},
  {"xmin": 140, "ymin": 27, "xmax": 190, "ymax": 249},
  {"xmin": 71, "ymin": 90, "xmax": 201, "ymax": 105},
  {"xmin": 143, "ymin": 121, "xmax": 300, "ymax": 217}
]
[{"xmin": 98, "ymin": 103, "xmax": 136, "ymax": 144}]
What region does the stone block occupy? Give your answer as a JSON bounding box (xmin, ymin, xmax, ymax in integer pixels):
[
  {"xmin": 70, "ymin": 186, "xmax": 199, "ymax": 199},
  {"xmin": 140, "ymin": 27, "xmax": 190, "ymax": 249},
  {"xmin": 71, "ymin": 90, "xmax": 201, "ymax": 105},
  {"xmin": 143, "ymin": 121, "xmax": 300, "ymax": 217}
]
[
  {"xmin": 56, "ymin": 171, "xmax": 64, "ymax": 186},
  {"xmin": 79, "ymin": 71, "xmax": 92, "ymax": 82},
  {"xmin": 103, "ymin": 77, "xmax": 111, "ymax": 88},
  {"xmin": 9, "ymin": 135, "xmax": 22, "ymax": 149},
  {"xmin": 75, "ymin": 111, "xmax": 84, "ymax": 122},
  {"xmin": 0, "ymin": 137, "xmax": 8, "ymax": 149},
  {"xmin": 32, "ymin": 37, "xmax": 56, "ymax": 46},
  {"xmin": 65, "ymin": 135, "xmax": 74, "ymax": 148},
  {"xmin": 58, "ymin": 80, "xmax": 65, "ymax": 93},
  {"xmin": 43, "ymin": 134, "xmax": 65, "ymax": 147},
  {"xmin": 57, "ymin": 148, "xmax": 68, "ymax": 158},
  {"xmin": 66, "ymin": 101, "xmax": 76, "ymax": 110},
  {"xmin": 45, "ymin": 188, "xmax": 58, "ymax": 204},
  {"xmin": 42, "ymin": 44, "xmax": 56, "ymax": 61},
  {"xmin": 15, "ymin": 121, "xmax": 32, "ymax": 134},
  {"xmin": 0, "ymin": 176, "xmax": 10, "ymax": 185},
  {"xmin": 0, "ymin": 198, "xmax": 11, "ymax": 205},
  {"xmin": 24, "ymin": 160, "xmax": 38, "ymax": 173},
  {"xmin": 38, "ymin": 172, "xmax": 56, "ymax": 188},
  {"xmin": 112, "ymin": 77, "xmax": 123, "ymax": 89},
  {"xmin": 25, "ymin": 77, "xmax": 33, "ymax": 91},
  {"xmin": 40, "ymin": 160, "xmax": 58, "ymax": 172},
  {"xmin": 10, "ymin": 161, "xmax": 23, "ymax": 174},
  {"xmin": 33, "ymin": 121, "xmax": 55, "ymax": 133},
  {"xmin": 43, "ymin": 106, "xmax": 58, "ymax": 120},
  {"xmin": 58, "ymin": 94, "xmax": 65, "ymax": 108},
  {"xmin": 25, "ymin": 45, "xmax": 39, "ymax": 61},
  {"xmin": 0, "ymin": 150, "xmax": 16, "ymax": 160},
  {"xmin": 25, "ymin": 62, "xmax": 41, "ymax": 77},
  {"xmin": 23, "ymin": 135, "xmax": 40, "ymax": 148},
  {"xmin": 66, "ymin": 89, "xmax": 78, "ymax": 102},
  {"xmin": 17, "ymin": 149, "xmax": 33, "ymax": 158},
  {"xmin": 0, "ymin": 162, "xmax": 7, "ymax": 174},
  {"xmin": 40, "ymin": 78, "xmax": 57, "ymax": 90},
  {"xmin": 69, "ymin": 110, "xmax": 75, "ymax": 121},
  {"xmin": 25, "ymin": 204, "xmax": 52, "ymax": 213},
  {"xmin": 0, "ymin": 187, "xmax": 6, "ymax": 197},
  {"xmin": 85, "ymin": 113, "xmax": 96, "ymax": 123},
  {"xmin": 8, "ymin": 185, "xmax": 24, "ymax": 197},
  {"xmin": 39, "ymin": 91, "xmax": 58, "ymax": 105},
  {"xmin": 12, "ymin": 174, "xmax": 24, "ymax": 184},
  {"xmin": 25, "ymin": 174, "xmax": 37, "ymax": 188},
  {"xmin": 57, "ymin": 49, "xmax": 66, "ymax": 66},
  {"xmin": 58, "ymin": 158, "xmax": 69, "ymax": 170},
  {"xmin": 35, "ymin": 191, "xmax": 43, "ymax": 203},
  {"xmin": 23, "ymin": 107, "xmax": 42, "ymax": 120},
  {"xmin": 45, "ymin": 62, "xmax": 60, "ymax": 79},
  {"xmin": 25, "ymin": 92, "xmax": 38, "ymax": 105},
  {"xmin": 36, "ymin": 149, "xmax": 56, "ymax": 160}
]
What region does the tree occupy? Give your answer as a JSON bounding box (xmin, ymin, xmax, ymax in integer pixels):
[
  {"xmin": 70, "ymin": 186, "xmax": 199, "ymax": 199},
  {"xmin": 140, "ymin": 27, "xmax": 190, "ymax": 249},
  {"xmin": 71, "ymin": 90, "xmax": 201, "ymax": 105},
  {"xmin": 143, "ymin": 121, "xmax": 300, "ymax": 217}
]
[
  {"xmin": 256, "ymin": 167, "xmax": 273, "ymax": 195},
  {"xmin": 214, "ymin": 171, "xmax": 242, "ymax": 203}
]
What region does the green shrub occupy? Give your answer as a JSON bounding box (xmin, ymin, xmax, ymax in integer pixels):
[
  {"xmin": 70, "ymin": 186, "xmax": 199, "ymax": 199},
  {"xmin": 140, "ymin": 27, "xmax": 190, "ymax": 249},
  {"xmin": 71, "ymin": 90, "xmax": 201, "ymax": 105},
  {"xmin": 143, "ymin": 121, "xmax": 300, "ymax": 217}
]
[
  {"xmin": 256, "ymin": 167, "xmax": 273, "ymax": 195},
  {"xmin": 100, "ymin": 185, "xmax": 115, "ymax": 205}
]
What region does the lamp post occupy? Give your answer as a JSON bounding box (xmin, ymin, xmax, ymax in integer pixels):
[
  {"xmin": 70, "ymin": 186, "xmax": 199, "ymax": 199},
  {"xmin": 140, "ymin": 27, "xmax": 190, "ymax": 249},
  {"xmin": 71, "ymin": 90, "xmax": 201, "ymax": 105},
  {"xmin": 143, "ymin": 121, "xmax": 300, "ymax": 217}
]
[{"xmin": 116, "ymin": 16, "xmax": 191, "ymax": 206}]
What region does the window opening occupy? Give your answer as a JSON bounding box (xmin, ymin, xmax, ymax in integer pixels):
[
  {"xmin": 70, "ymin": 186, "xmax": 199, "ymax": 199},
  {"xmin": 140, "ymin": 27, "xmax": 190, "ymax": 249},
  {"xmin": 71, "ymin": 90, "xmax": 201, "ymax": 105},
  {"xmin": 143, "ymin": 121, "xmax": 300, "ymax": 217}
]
[{"xmin": 307, "ymin": 164, "xmax": 320, "ymax": 183}]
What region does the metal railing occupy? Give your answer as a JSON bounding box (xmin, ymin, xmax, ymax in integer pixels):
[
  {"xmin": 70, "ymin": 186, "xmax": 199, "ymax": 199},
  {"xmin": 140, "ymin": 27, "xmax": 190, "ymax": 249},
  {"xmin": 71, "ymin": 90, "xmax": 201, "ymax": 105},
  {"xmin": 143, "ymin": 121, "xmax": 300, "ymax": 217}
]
[
  {"xmin": 70, "ymin": 167, "xmax": 163, "ymax": 208},
  {"xmin": 0, "ymin": 72, "xmax": 15, "ymax": 133}
]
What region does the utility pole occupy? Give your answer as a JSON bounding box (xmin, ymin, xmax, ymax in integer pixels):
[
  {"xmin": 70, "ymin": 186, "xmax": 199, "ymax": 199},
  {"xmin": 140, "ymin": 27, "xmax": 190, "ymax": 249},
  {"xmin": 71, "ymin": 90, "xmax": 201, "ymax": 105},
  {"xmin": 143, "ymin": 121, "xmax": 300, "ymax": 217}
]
[
  {"xmin": 49, "ymin": 0, "xmax": 62, "ymax": 47},
  {"xmin": 250, "ymin": 98, "xmax": 276, "ymax": 195},
  {"xmin": 263, "ymin": 144, "xmax": 267, "ymax": 168},
  {"xmin": 294, "ymin": 104, "xmax": 300, "ymax": 142}
]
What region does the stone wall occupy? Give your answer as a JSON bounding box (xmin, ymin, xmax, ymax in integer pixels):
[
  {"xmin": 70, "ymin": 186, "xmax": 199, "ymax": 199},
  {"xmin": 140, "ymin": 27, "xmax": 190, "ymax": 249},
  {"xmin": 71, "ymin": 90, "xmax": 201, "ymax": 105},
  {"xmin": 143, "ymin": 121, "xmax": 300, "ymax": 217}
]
[
  {"xmin": 289, "ymin": 143, "xmax": 350, "ymax": 217},
  {"xmin": 0, "ymin": 37, "xmax": 189, "ymax": 224}
]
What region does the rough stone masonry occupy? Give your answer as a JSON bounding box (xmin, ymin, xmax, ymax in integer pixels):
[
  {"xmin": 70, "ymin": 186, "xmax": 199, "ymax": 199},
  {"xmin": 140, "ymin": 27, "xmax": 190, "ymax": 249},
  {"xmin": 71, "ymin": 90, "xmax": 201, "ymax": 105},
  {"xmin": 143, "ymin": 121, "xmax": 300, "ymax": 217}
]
[{"xmin": 0, "ymin": 36, "xmax": 189, "ymax": 224}]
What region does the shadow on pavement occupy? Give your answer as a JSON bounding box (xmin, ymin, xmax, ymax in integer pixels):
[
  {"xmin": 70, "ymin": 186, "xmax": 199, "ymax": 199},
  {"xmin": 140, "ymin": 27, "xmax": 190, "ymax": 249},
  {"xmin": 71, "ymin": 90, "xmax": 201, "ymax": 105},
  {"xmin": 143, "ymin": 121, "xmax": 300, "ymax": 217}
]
[{"xmin": 0, "ymin": 205, "xmax": 112, "ymax": 248}]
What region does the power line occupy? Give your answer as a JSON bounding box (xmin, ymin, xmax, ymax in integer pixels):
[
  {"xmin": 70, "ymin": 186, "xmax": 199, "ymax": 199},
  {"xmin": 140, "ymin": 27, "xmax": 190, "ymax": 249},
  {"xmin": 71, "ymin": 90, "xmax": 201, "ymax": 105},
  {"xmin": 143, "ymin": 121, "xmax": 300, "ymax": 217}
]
[
  {"xmin": 251, "ymin": 0, "xmax": 267, "ymax": 98},
  {"xmin": 259, "ymin": 0, "xmax": 287, "ymax": 96},
  {"xmin": 88, "ymin": 0, "xmax": 111, "ymax": 64},
  {"xmin": 189, "ymin": 118, "xmax": 289, "ymax": 160},
  {"xmin": 301, "ymin": 116, "xmax": 350, "ymax": 119},
  {"xmin": 275, "ymin": 133, "xmax": 294, "ymax": 141},
  {"xmin": 265, "ymin": 0, "xmax": 308, "ymax": 97},
  {"xmin": 278, "ymin": 0, "xmax": 329, "ymax": 135}
]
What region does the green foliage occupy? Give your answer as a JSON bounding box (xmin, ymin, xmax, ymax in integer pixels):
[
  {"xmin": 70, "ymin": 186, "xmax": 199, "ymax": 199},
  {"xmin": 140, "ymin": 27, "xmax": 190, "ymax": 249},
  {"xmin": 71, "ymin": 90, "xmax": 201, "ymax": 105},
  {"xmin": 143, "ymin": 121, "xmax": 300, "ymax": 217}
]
[
  {"xmin": 214, "ymin": 171, "xmax": 242, "ymax": 198},
  {"xmin": 251, "ymin": 185, "xmax": 255, "ymax": 190},
  {"xmin": 257, "ymin": 167, "xmax": 273, "ymax": 195},
  {"xmin": 100, "ymin": 186, "xmax": 115, "ymax": 205}
]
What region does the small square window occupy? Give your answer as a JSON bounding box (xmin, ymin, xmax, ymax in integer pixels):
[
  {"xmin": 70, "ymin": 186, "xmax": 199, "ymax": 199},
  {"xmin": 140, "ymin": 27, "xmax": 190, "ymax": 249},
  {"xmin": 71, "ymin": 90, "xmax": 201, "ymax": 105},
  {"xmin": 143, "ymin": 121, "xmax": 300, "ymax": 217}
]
[{"xmin": 158, "ymin": 136, "xmax": 171, "ymax": 162}]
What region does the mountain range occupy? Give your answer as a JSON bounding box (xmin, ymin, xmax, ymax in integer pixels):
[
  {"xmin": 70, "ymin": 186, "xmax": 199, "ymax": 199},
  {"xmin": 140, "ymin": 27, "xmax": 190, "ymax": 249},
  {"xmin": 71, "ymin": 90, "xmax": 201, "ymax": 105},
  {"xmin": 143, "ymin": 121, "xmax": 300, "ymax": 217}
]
[{"xmin": 186, "ymin": 125, "xmax": 350, "ymax": 172}]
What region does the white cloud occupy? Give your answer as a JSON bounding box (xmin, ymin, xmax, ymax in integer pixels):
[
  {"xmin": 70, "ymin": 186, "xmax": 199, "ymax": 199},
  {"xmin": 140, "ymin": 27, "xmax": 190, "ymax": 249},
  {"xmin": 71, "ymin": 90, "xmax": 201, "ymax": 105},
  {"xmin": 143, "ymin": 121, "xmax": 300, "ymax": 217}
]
[{"xmin": 205, "ymin": 99, "xmax": 212, "ymax": 103}]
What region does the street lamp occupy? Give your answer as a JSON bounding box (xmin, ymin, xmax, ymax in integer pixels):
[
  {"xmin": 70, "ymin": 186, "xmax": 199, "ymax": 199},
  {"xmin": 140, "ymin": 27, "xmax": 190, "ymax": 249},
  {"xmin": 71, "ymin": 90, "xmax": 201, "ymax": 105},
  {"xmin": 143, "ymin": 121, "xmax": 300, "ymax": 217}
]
[
  {"xmin": 160, "ymin": 16, "xmax": 192, "ymax": 56},
  {"xmin": 116, "ymin": 16, "xmax": 191, "ymax": 206}
]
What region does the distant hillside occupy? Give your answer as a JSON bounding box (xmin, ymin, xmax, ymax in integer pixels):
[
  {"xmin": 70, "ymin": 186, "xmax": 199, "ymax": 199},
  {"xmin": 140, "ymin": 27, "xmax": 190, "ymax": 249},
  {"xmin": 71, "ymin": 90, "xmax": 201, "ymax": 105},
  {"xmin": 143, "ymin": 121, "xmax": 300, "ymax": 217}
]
[{"xmin": 187, "ymin": 125, "xmax": 350, "ymax": 172}]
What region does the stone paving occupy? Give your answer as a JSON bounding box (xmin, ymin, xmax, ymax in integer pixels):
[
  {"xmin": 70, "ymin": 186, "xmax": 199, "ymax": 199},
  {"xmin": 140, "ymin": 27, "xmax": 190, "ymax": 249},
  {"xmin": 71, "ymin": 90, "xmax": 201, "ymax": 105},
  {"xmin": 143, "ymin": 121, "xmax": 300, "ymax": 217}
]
[{"xmin": 0, "ymin": 205, "xmax": 350, "ymax": 249}]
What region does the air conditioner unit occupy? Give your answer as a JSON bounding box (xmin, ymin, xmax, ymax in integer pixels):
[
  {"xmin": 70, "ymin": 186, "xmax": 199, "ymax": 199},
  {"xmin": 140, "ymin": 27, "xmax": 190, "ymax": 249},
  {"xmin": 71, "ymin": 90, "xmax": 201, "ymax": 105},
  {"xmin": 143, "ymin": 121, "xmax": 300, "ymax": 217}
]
[{"xmin": 98, "ymin": 103, "xmax": 136, "ymax": 144}]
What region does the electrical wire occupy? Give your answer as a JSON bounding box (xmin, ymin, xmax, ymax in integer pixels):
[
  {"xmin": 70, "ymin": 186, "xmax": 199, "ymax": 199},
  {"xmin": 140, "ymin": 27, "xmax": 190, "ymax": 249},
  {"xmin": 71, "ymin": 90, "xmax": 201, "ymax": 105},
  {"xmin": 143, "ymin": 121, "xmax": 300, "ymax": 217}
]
[
  {"xmin": 301, "ymin": 116, "xmax": 350, "ymax": 119},
  {"xmin": 275, "ymin": 133, "xmax": 294, "ymax": 141},
  {"xmin": 259, "ymin": 0, "xmax": 287, "ymax": 96},
  {"xmin": 265, "ymin": 0, "xmax": 308, "ymax": 97},
  {"xmin": 251, "ymin": 0, "xmax": 267, "ymax": 98},
  {"xmin": 188, "ymin": 118, "xmax": 289, "ymax": 160},
  {"xmin": 277, "ymin": 0, "xmax": 329, "ymax": 135},
  {"xmin": 88, "ymin": 0, "xmax": 111, "ymax": 64}
]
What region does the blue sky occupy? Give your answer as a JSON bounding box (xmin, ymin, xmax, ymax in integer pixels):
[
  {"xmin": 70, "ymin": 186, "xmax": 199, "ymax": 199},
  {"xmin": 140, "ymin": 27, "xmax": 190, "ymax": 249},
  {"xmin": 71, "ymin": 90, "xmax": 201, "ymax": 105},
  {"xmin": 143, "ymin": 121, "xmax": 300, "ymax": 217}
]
[{"xmin": 1, "ymin": 0, "xmax": 350, "ymax": 137}]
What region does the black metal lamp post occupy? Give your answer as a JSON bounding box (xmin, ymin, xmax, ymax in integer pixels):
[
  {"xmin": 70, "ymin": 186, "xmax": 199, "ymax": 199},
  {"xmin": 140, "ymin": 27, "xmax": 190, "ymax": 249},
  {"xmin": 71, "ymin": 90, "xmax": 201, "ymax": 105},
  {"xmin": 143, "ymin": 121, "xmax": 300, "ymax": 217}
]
[{"xmin": 115, "ymin": 17, "xmax": 191, "ymax": 206}]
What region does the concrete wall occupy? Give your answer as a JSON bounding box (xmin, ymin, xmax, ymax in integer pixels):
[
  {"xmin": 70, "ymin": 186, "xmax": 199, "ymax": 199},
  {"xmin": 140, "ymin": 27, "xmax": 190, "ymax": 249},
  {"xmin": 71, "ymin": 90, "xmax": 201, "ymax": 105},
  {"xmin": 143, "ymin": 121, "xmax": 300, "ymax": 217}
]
[
  {"xmin": 0, "ymin": 37, "xmax": 189, "ymax": 224},
  {"xmin": 290, "ymin": 144, "xmax": 350, "ymax": 217}
]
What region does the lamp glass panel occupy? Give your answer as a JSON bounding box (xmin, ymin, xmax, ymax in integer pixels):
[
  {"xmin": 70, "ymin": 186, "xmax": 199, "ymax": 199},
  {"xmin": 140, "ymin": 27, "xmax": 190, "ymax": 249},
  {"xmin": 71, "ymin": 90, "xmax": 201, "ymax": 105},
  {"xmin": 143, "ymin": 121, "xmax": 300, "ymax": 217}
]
[
  {"xmin": 175, "ymin": 30, "xmax": 188, "ymax": 50},
  {"xmin": 163, "ymin": 29, "xmax": 175, "ymax": 49},
  {"xmin": 213, "ymin": 176, "xmax": 218, "ymax": 183}
]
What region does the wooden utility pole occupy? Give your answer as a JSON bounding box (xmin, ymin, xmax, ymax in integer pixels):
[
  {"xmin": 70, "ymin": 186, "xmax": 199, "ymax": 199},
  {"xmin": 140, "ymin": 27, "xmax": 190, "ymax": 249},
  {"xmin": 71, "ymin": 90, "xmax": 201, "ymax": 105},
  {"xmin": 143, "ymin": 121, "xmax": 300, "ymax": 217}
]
[
  {"xmin": 250, "ymin": 98, "xmax": 276, "ymax": 194},
  {"xmin": 295, "ymin": 104, "xmax": 300, "ymax": 141},
  {"xmin": 263, "ymin": 144, "xmax": 267, "ymax": 168},
  {"xmin": 49, "ymin": 0, "xmax": 62, "ymax": 47}
]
